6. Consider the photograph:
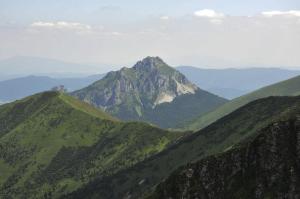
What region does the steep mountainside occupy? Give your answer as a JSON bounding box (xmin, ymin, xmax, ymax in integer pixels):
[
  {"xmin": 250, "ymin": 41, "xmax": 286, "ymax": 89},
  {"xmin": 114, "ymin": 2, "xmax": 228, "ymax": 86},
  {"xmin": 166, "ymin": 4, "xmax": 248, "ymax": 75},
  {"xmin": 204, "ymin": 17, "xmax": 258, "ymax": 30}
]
[
  {"xmin": 151, "ymin": 118, "xmax": 300, "ymax": 199},
  {"xmin": 185, "ymin": 75, "xmax": 300, "ymax": 131},
  {"xmin": 177, "ymin": 66, "xmax": 300, "ymax": 99},
  {"xmin": 64, "ymin": 96, "xmax": 300, "ymax": 199},
  {"xmin": 72, "ymin": 57, "xmax": 227, "ymax": 128},
  {"xmin": 0, "ymin": 74, "xmax": 104, "ymax": 102},
  {"xmin": 0, "ymin": 91, "xmax": 183, "ymax": 198}
]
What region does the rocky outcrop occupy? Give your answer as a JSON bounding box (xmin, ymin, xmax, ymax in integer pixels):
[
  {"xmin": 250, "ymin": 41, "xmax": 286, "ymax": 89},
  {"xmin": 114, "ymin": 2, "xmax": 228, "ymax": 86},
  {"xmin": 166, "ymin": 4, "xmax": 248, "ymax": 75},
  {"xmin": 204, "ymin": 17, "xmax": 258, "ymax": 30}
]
[
  {"xmin": 150, "ymin": 118, "xmax": 300, "ymax": 199},
  {"xmin": 73, "ymin": 57, "xmax": 197, "ymax": 109}
]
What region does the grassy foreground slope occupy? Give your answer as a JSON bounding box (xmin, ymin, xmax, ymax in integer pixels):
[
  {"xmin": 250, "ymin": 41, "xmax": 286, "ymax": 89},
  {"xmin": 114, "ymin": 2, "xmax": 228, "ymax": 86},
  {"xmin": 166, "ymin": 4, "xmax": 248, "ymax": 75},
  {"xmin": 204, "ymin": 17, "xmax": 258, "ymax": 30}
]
[
  {"xmin": 0, "ymin": 91, "xmax": 183, "ymax": 198},
  {"xmin": 65, "ymin": 95, "xmax": 300, "ymax": 199},
  {"xmin": 185, "ymin": 75, "xmax": 300, "ymax": 131}
]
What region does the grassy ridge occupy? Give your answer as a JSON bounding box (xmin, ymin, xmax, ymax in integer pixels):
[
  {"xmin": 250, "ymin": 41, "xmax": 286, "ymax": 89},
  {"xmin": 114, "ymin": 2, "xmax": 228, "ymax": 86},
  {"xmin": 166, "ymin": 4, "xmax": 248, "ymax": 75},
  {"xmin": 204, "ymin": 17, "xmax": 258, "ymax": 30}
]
[
  {"xmin": 59, "ymin": 94, "xmax": 117, "ymax": 121},
  {"xmin": 185, "ymin": 75, "xmax": 300, "ymax": 131},
  {"xmin": 64, "ymin": 95, "xmax": 300, "ymax": 199},
  {"xmin": 0, "ymin": 91, "xmax": 183, "ymax": 198}
]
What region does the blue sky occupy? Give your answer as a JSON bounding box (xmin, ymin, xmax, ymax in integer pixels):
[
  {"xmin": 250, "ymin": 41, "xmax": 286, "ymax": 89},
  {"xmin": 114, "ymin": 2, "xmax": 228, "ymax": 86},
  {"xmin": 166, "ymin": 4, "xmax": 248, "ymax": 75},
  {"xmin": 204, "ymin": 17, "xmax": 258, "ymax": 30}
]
[
  {"xmin": 0, "ymin": 0, "xmax": 300, "ymax": 73},
  {"xmin": 1, "ymin": 0, "xmax": 300, "ymax": 24}
]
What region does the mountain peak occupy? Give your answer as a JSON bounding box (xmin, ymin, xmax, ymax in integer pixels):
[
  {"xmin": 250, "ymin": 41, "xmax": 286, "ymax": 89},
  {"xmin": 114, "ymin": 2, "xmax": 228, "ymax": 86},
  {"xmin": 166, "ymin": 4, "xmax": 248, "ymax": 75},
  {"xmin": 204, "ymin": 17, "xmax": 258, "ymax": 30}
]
[
  {"xmin": 133, "ymin": 56, "xmax": 170, "ymax": 71},
  {"xmin": 73, "ymin": 57, "xmax": 200, "ymax": 111},
  {"xmin": 142, "ymin": 56, "xmax": 165, "ymax": 64},
  {"xmin": 72, "ymin": 57, "xmax": 227, "ymax": 128}
]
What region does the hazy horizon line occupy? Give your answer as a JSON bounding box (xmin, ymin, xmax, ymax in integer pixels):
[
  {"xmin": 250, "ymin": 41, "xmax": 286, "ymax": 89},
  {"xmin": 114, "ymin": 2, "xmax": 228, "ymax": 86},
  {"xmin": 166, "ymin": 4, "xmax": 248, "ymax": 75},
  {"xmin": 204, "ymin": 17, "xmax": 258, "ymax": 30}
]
[{"xmin": 1, "ymin": 55, "xmax": 300, "ymax": 73}]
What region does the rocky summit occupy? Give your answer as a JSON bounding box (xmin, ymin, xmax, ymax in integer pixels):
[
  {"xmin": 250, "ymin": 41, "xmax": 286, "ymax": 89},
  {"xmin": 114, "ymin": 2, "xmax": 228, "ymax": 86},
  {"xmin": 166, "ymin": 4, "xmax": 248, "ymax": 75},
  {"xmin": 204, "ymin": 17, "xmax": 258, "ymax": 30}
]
[
  {"xmin": 132, "ymin": 57, "xmax": 198, "ymax": 106},
  {"xmin": 72, "ymin": 56, "xmax": 227, "ymax": 128}
]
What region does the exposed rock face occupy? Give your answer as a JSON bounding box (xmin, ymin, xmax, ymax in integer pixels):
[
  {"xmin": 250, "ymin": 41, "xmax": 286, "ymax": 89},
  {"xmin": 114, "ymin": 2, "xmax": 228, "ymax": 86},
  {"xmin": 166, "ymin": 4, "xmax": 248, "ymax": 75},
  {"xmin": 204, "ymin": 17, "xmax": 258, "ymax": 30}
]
[
  {"xmin": 74, "ymin": 57, "xmax": 197, "ymax": 108},
  {"xmin": 72, "ymin": 57, "xmax": 226, "ymax": 128},
  {"xmin": 151, "ymin": 118, "xmax": 300, "ymax": 199}
]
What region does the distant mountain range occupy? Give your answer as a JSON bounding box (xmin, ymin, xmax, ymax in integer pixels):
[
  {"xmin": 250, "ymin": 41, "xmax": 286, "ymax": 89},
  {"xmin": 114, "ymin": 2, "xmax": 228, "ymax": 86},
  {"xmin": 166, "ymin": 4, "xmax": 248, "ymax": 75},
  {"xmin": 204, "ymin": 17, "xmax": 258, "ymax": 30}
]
[
  {"xmin": 0, "ymin": 56, "xmax": 299, "ymax": 102},
  {"xmin": 0, "ymin": 56, "xmax": 107, "ymax": 78},
  {"xmin": 72, "ymin": 57, "xmax": 227, "ymax": 128},
  {"xmin": 177, "ymin": 66, "xmax": 300, "ymax": 99},
  {"xmin": 0, "ymin": 74, "xmax": 104, "ymax": 102},
  {"xmin": 185, "ymin": 75, "xmax": 300, "ymax": 131}
]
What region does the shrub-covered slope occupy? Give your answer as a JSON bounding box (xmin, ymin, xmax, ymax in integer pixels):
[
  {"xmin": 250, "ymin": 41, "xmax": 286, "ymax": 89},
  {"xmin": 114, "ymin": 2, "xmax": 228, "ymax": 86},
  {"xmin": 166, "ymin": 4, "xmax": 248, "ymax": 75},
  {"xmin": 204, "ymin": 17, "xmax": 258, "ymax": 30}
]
[
  {"xmin": 64, "ymin": 96, "xmax": 300, "ymax": 199},
  {"xmin": 0, "ymin": 91, "xmax": 182, "ymax": 198},
  {"xmin": 151, "ymin": 118, "xmax": 300, "ymax": 199}
]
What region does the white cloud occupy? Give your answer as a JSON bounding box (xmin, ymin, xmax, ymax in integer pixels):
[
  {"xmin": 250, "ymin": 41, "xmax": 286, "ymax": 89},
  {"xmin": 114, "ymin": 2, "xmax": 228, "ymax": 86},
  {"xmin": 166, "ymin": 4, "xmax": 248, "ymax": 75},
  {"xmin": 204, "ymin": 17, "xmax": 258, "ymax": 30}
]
[
  {"xmin": 31, "ymin": 22, "xmax": 55, "ymax": 27},
  {"xmin": 160, "ymin": 16, "xmax": 170, "ymax": 20},
  {"xmin": 194, "ymin": 9, "xmax": 225, "ymax": 25},
  {"xmin": 30, "ymin": 21, "xmax": 92, "ymax": 30},
  {"xmin": 262, "ymin": 10, "xmax": 300, "ymax": 17},
  {"xmin": 209, "ymin": 19, "xmax": 223, "ymax": 25},
  {"xmin": 1, "ymin": 12, "xmax": 299, "ymax": 69},
  {"xmin": 194, "ymin": 9, "xmax": 225, "ymax": 18},
  {"xmin": 111, "ymin": 31, "xmax": 122, "ymax": 36}
]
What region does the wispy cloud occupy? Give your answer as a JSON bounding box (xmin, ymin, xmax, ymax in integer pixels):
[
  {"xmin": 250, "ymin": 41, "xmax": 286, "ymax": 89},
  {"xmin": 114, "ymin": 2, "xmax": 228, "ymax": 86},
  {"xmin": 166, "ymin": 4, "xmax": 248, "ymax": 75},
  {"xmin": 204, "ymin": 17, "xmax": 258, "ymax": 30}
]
[
  {"xmin": 194, "ymin": 9, "xmax": 225, "ymax": 18},
  {"xmin": 193, "ymin": 9, "xmax": 225, "ymax": 25},
  {"xmin": 261, "ymin": 10, "xmax": 300, "ymax": 17},
  {"xmin": 30, "ymin": 21, "xmax": 92, "ymax": 30},
  {"xmin": 160, "ymin": 16, "xmax": 170, "ymax": 20},
  {"xmin": 1, "ymin": 9, "xmax": 299, "ymax": 69},
  {"xmin": 111, "ymin": 31, "xmax": 123, "ymax": 36}
]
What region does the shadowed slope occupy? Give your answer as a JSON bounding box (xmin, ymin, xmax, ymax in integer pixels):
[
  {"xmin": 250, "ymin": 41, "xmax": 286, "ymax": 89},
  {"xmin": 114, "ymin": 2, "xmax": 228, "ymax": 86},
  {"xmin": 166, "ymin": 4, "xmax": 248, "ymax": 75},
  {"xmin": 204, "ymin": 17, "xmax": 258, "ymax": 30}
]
[{"xmin": 151, "ymin": 118, "xmax": 300, "ymax": 199}]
